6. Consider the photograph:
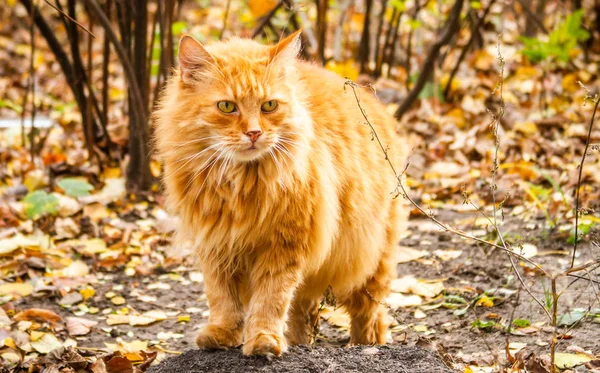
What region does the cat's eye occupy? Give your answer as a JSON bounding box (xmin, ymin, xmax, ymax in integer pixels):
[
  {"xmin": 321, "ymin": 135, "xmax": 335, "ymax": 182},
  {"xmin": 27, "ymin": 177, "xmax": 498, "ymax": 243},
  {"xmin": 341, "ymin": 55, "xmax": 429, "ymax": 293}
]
[
  {"xmin": 217, "ymin": 101, "xmax": 237, "ymax": 113},
  {"xmin": 261, "ymin": 100, "xmax": 278, "ymax": 113}
]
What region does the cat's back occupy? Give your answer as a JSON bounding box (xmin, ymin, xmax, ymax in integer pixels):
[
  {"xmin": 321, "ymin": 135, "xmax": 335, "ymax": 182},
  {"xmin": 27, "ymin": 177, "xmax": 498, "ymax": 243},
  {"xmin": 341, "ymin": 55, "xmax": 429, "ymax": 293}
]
[
  {"xmin": 294, "ymin": 61, "xmax": 403, "ymax": 173},
  {"xmin": 296, "ymin": 61, "xmax": 398, "ymax": 140}
]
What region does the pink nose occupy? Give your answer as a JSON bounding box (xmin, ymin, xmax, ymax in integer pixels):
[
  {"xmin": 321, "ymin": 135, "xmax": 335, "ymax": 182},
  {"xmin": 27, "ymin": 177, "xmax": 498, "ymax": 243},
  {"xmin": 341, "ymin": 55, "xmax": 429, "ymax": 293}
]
[{"xmin": 246, "ymin": 130, "xmax": 262, "ymax": 143}]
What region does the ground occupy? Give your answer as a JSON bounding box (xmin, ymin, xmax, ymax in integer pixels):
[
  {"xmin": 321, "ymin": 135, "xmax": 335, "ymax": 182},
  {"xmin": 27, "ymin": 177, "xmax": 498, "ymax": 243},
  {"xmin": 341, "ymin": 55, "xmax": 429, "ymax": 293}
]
[{"xmin": 3, "ymin": 209, "xmax": 599, "ymax": 372}]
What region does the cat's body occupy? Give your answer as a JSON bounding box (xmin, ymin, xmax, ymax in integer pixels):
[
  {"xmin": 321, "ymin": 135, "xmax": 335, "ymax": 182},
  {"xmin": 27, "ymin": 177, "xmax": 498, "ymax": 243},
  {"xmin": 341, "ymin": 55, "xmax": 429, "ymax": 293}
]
[{"xmin": 153, "ymin": 32, "xmax": 408, "ymax": 357}]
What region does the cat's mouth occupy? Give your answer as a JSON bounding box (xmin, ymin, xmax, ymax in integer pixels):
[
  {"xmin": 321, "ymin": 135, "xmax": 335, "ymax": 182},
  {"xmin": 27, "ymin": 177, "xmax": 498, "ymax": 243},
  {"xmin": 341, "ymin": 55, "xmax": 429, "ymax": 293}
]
[{"xmin": 234, "ymin": 143, "xmax": 269, "ymax": 162}]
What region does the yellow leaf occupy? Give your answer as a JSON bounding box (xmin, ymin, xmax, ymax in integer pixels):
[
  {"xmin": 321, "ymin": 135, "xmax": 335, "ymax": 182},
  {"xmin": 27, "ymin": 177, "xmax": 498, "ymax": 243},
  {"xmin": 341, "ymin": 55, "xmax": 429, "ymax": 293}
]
[
  {"xmin": 30, "ymin": 331, "xmax": 45, "ymax": 341},
  {"xmin": 476, "ymin": 295, "xmax": 494, "ymax": 307},
  {"xmin": 177, "ymin": 315, "xmax": 190, "ymax": 323},
  {"xmin": 0, "ymin": 234, "xmax": 44, "ymax": 255},
  {"xmin": 79, "ymin": 287, "xmax": 95, "ymax": 301},
  {"xmin": 31, "ymin": 333, "xmax": 62, "ymax": 354},
  {"xmin": 111, "ymin": 296, "xmax": 126, "ymax": 305},
  {"xmin": 248, "ymin": 0, "xmax": 278, "ymax": 18},
  {"xmin": 554, "ymin": 352, "xmax": 593, "ymax": 369},
  {"xmin": 514, "ymin": 121, "xmax": 538, "ymax": 135},
  {"xmin": 66, "ymin": 238, "xmax": 107, "ymax": 255},
  {"xmin": 0, "ymin": 283, "xmax": 33, "ymax": 298},
  {"xmin": 106, "ymin": 314, "xmax": 129, "ymax": 326},
  {"xmin": 103, "ymin": 167, "xmax": 121, "ymax": 178},
  {"xmin": 562, "ymin": 73, "xmax": 579, "ymax": 93},
  {"xmin": 1, "ymin": 337, "xmax": 16, "ymax": 349},
  {"xmin": 320, "ymin": 307, "xmax": 351, "ymax": 329},
  {"xmin": 325, "ymin": 60, "xmax": 359, "ymax": 81}
]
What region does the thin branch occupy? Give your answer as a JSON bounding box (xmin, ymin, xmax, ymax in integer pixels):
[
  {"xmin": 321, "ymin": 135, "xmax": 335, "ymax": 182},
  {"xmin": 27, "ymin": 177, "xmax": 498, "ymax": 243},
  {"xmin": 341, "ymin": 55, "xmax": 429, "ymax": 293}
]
[
  {"xmin": 219, "ymin": 0, "xmax": 232, "ymax": 40},
  {"xmin": 83, "ymin": 0, "xmax": 146, "ymax": 122},
  {"xmin": 514, "ymin": 0, "xmax": 549, "ymax": 34},
  {"xmin": 43, "ymin": 0, "xmax": 95, "ymax": 37},
  {"xmin": 444, "ymin": 0, "xmax": 496, "ymax": 100},
  {"xmin": 252, "ymin": 1, "xmax": 284, "ymax": 38},
  {"xmin": 345, "ymin": 80, "xmax": 552, "ymax": 323},
  {"xmin": 28, "ymin": 0, "xmax": 37, "ymax": 162},
  {"xmin": 344, "ymin": 81, "xmax": 549, "ymax": 276},
  {"xmin": 395, "ymin": 0, "xmax": 464, "ymax": 119},
  {"xmin": 571, "ymin": 92, "xmax": 600, "ymax": 268}
]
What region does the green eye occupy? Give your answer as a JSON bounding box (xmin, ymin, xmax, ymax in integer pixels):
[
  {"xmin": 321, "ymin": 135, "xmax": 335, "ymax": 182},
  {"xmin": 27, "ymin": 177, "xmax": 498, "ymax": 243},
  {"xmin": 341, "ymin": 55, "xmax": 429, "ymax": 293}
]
[
  {"xmin": 217, "ymin": 101, "xmax": 237, "ymax": 113},
  {"xmin": 261, "ymin": 100, "xmax": 278, "ymax": 112}
]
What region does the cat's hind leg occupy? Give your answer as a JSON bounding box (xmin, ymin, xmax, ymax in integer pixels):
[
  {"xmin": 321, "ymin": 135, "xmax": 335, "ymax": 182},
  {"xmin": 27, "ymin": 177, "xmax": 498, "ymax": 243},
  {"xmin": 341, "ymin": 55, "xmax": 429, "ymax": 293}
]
[
  {"xmin": 196, "ymin": 269, "xmax": 244, "ymax": 349},
  {"xmin": 341, "ymin": 237, "xmax": 396, "ymax": 345},
  {"xmin": 285, "ymin": 295, "xmax": 320, "ymax": 345}
]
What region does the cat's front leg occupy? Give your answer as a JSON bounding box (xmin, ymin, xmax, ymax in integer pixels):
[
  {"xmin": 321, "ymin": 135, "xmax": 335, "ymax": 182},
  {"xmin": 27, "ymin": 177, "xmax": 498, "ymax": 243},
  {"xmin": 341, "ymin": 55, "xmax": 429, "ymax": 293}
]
[
  {"xmin": 242, "ymin": 257, "xmax": 301, "ymax": 357},
  {"xmin": 196, "ymin": 269, "xmax": 244, "ymax": 349}
]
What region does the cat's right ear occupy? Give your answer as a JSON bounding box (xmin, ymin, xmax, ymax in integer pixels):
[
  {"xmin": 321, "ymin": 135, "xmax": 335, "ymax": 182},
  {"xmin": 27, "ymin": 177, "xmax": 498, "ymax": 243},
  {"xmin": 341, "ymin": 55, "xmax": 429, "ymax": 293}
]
[{"xmin": 178, "ymin": 35, "xmax": 215, "ymax": 83}]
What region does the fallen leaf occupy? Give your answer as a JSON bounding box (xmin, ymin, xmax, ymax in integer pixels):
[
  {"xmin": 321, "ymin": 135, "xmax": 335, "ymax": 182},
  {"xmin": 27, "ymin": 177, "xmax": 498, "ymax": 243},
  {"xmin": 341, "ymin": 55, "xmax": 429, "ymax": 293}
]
[
  {"xmin": 31, "ymin": 333, "xmax": 63, "ymax": 353},
  {"xmin": 320, "ymin": 307, "xmax": 351, "ymax": 329},
  {"xmin": 397, "ymin": 246, "xmax": 429, "ymax": 263},
  {"xmin": 433, "ymin": 249, "xmax": 463, "ymax": 261},
  {"xmin": 0, "ymin": 282, "xmax": 33, "ymax": 298},
  {"xmin": 14, "ymin": 309, "xmax": 63, "ymax": 325},
  {"xmin": 62, "ymin": 260, "xmax": 90, "ymax": 278},
  {"xmin": 66, "ymin": 317, "xmax": 98, "ymax": 336},
  {"xmin": 386, "ymin": 293, "xmax": 423, "ymax": 307},
  {"xmin": 554, "ymin": 352, "xmax": 593, "ymax": 369},
  {"xmin": 390, "ymin": 276, "xmax": 445, "ymax": 298}
]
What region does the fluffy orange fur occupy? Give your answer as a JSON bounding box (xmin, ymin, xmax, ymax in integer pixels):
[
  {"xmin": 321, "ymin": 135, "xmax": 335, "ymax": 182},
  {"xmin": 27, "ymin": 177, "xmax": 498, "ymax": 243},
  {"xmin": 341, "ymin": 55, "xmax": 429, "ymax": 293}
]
[{"xmin": 153, "ymin": 31, "xmax": 408, "ymax": 357}]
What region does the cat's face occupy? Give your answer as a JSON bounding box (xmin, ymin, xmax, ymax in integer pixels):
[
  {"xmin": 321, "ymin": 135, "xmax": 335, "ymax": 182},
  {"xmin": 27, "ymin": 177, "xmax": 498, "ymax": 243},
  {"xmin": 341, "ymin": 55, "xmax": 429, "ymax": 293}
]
[{"xmin": 176, "ymin": 32, "xmax": 302, "ymax": 163}]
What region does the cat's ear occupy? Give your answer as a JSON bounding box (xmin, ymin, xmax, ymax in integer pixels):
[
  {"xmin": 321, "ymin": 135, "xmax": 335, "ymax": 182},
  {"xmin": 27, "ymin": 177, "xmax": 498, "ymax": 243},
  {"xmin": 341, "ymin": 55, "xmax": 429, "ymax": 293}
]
[
  {"xmin": 269, "ymin": 30, "xmax": 302, "ymax": 62},
  {"xmin": 178, "ymin": 35, "xmax": 215, "ymax": 83}
]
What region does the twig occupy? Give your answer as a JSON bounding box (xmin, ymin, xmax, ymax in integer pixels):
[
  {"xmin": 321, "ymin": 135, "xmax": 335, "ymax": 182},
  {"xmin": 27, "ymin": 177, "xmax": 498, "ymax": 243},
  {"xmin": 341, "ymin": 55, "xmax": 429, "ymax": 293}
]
[
  {"xmin": 101, "ymin": 0, "xmax": 111, "ymax": 135},
  {"xmin": 404, "ymin": 0, "xmax": 424, "ymax": 89},
  {"xmin": 43, "ymin": 0, "xmax": 95, "ymax": 37},
  {"xmin": 571, "ymin": 91, "xmax": 600, "ymax": 268},
  {"xmin": 344, "ymin": 81, "xmax": 549, "ymax": 276},
  {"xmin": 395, "ymin": 0, "xmax": 464, "ymax": 119},
  {"xmin": 514, "ymin": 0, "xmax": 548, "ymax": 34},
  {"xmin": 372, "ymin": 0, "xmax": 389, "ymax": 77},
  {"xmin": 83, "ymin": 0, "xmax": 146, "ymax": 123},
  {"xmin": 385, "ymin": 9, "xmax": 403, "ymax": 78},
  {"xmin": 219, "ymin": 0, "xmax": 232, "ymax": 40},
  {"xmin": 28, "ymin": 0, "xmax": 37, "ymax": 163},
  {"xmin": 251, "ymin": 1, "xmax": 284, "ymax": 38},
  {"xmin": 444, "ymin": 0, "xmax": 496, "ymax": 100}
]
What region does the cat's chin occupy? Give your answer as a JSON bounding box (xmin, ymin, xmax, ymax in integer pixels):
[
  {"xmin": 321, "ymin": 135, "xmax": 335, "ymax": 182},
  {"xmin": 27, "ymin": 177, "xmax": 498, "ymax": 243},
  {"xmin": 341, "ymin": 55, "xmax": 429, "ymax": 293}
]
[{"xmin": 233, "ymin": 146, "xmax": 269, "ymax": 162}]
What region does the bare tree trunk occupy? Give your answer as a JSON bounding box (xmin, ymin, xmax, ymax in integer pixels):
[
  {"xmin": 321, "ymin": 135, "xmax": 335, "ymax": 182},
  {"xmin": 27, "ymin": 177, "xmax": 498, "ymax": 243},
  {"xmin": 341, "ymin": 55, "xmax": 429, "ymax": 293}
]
[
  {"xmin": 126, "ymin": 0, "xmax": 152, "ymax": 191},
  {"xmin": 315, "ymin": 0, "xmax": 328, "ymax": 65},
  {"xmin": 358, "ymin": 0, "xmax": 374, "ymax": 74}
]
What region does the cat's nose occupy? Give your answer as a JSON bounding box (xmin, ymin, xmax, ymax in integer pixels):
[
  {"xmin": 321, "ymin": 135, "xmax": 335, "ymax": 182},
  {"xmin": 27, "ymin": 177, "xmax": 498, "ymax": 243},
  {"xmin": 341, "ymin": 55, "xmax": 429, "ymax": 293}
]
[{"xmin": 245, "ymin": 130, "xmax": 262, "ymax": 143}]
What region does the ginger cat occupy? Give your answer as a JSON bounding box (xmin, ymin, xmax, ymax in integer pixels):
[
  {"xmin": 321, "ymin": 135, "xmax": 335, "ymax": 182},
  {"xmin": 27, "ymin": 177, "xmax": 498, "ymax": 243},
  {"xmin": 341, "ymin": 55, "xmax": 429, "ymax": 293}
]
[{"xmin": 153, "ymin": 31, "xmax": 408, "ymax": 357}]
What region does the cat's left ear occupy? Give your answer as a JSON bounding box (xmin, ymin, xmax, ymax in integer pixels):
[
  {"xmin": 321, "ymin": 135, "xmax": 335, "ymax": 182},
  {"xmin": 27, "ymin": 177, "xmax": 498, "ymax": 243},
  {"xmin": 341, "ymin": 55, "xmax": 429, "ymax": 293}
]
[
  {"xmin": 179, "ymin": 35, "xmax": 216, "ymax": 83},
  {"xmin": 269, "ymin": 30, "xmax": 302, "ymax": 62}
]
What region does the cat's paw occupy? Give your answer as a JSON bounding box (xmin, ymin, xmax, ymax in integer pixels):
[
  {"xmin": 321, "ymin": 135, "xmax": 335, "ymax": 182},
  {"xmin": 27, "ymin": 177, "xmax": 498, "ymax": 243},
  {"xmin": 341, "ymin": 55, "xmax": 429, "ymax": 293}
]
[
  {"xmin": 196, "ymin": 324, "xmax": 241, "ymax": 350},
  {"xmin": 243, "ymin": 332, "xmax": 287, "ymax": 357}
]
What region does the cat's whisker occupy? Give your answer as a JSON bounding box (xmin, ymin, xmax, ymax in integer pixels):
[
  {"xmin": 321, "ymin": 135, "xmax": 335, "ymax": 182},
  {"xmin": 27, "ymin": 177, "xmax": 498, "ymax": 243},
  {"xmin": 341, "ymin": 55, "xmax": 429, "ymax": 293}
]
[
  {"xmin": 198, "ymin": 146, "xmax": 227, "ymax": 192},
  {"xmin": 172, "ymin": 136, "xmax": 222, "ymax": 149},
  {"xmin": 181, "ymin": 143, "xmax": 228, "ymax": 193},
  {"xmin": 167, "ymin": 142, "xmax": 223, "ymax": 178},
  {"xmin": 273, "ymin": 143, "xmax": 298, "ymax": 170},
  {"xmin": 268, "ymin": 148, "xmax": 283, "ymax": 177},
  {"xmin": 217, "ymin": 147, "xmax": 234, "ymax": 185}
]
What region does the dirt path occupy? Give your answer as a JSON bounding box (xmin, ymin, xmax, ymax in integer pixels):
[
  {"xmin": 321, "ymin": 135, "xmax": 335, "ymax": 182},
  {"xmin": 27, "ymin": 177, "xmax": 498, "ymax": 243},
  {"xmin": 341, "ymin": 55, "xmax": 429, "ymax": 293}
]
[{"xmin": 148, "ymin": 345, "xmax": 453, "ymax": 373}]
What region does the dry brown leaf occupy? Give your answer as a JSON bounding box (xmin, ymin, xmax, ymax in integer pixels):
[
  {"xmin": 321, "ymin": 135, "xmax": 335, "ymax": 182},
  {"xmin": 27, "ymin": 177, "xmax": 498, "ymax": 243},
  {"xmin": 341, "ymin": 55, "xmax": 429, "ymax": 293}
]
[
  {"xmin": 66, "ymin": 317, "xmax": 98, "ymax": 336},
  {"xmin": 14, "ymin": 308, "xmax": 63, "ymax": 325}
]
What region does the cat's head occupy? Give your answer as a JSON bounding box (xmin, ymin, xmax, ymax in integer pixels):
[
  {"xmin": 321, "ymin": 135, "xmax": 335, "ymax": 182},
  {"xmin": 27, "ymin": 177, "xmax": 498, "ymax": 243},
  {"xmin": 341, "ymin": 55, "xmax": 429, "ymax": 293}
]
[{"xmin": 173, "ymin": 31, "xmax": 304, "ymax": 163}]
